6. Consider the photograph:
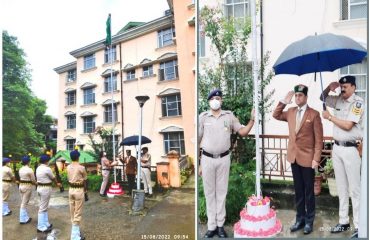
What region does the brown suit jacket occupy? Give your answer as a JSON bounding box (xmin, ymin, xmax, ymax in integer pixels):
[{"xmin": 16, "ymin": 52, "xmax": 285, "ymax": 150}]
[{"xmin": 273, "ymin": 102, "xmax": 323, "ymax": 168}]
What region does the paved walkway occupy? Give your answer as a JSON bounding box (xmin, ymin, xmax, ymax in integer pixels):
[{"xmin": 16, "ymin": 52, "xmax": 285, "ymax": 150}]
[{"xmin": 3, "ymin": 174, "xmax": 195, "ymax": 240}]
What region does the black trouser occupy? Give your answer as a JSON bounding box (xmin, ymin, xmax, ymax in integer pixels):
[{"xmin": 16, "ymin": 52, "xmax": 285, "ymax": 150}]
[
  {"xmin": 127, "ymin": 174, "xmax": 136, "ymax": 194},
  {"xmin": 291, "ymin": 162, "xmax": 315, "ymax": 225}
]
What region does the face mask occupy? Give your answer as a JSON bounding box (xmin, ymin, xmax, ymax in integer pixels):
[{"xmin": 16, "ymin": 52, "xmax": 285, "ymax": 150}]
[{"xmin": 209, "ymin": 99, "xmax": 221, "ymax": 110}]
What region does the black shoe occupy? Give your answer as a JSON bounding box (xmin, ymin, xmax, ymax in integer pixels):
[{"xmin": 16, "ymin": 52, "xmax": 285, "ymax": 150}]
[
  {"xmin": 4, "ymin": 211, "xmax": 12, "ymax": 216},
  {"xmin": 350, "ymin": 229, "xmax": 358, "ymax": 239},
  {"xmin": 148, "ymin": 194, "xmax": 153, "ymax": 198},
  {"xmin": 217, "ymin": 226, "xmax": 228, "ymax": 238},
  {"xmin": 303, "ymin": 224, "xmax": 313, "ymax": 234},
  {"xmin": 290, "ymin": 221, "xmax": 305, "ymax": 232},
  {"xmin": 20, "ymin": 218, "xmax": 32, "ymax": 224},
  {"xmin": 331, "ymin": 223, "xmax": 350, "ymax": 233},
  {"xmin": 100, "ymin": 193, "xmax": 107, "ymax": 197},
  {"xmin": 204, "ymin": 229, "xmax": 217, "ymax": 238}
]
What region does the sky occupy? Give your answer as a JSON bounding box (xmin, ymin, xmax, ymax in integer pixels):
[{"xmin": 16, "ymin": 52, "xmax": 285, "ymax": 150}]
[{"xmin": 2, "ymin": 0, "xmax": 170, "ymax": 117}]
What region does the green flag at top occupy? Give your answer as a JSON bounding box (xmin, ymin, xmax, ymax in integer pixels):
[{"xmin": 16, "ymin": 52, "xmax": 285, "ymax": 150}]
[{"xmin": 105, "ymin": 13, "xmax": 111, "ymax": 47}]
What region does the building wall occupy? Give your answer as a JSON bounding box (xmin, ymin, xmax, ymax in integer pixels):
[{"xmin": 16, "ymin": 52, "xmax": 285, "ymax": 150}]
[
  {"xmin": 56, "ymin": 2, "xmax": 196, "ymax": 165},
  {"xmin": 172, "ymin": 0, "xmax": 196, "ymax": 162}
]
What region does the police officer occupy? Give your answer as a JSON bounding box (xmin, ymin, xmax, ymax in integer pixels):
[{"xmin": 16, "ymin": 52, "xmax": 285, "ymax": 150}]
[
  {"xmin": 36, "ymin": 153, "xmax": 61, "ymax": 232},
  {"xmin": 67, "ymin": 150, "xmax": 87, "ymax": 240},
  {"xmin": 199, "ymin": 89, "xmax": 255, "ymax": 238},
  {"xmin": 2, "ymin": 157, "xmax": 16, "ymax": 216},
  {"xmin": 141, "ymin": 147, "xmax": 152, "ymax": 197},
  {"xmin": 321, "ymin": 75, "xmax": 364, "ymax": 238},
  {"xmin": 19, "ymin": 154, "xmax": 36, "ymax": 224}
]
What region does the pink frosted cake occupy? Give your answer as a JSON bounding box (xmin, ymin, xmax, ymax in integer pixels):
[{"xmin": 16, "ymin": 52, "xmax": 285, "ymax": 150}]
[
  {"xmin": 234, "ymin": 196, "xmax": 282, "ymax": 238},
  {"xmin": 107, "ymin": 183, "xmax": 124, "ymax": 197}
]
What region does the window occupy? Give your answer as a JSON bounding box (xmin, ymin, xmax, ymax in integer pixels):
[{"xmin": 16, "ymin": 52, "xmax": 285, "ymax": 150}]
[
  {"xmin": 83, "ymin": 117, "xmax": 95, "ymax": 133},
  {"xmin": 163, "ymin": 132, "xmax": 185, "ymax": 155},
  {"xmin": 158, "ymin": 28, "xmax": 175, "ymax": 48},
  {"xmin": 104, "ymin": 46, "xmax": 117, "ymax": 63},
  {"xmin": 84, "ymin": 54, "xmax": 96, "ymax": 70},
  {"xmin": 104, "ymin": 75, "xmax": 117, "ymax": 92},
  {"xmin": 159, "ymin": 60, "xmax": 178, "ymax": 81},
  {"xmin": 104, "ymin": 104, "xmax": 118, "ymax": 123},
  {"xmin": 83, "ymin": 88, "xmax": 95, "ymax": 104},
  {"xmin": 126, "ymin": 70, "xmax": 136, "ymax": 80},
  {"xmin": 341, "ymin": 0, "xmax": 367, "ymax": 20},
  {"xmin": 66, "ymin": 139, "xmax": 76, "ymax": 151},
  {"xmin": 224, "ymin": 0, "xmax": 250, "ymax": 19},
  {"xmin": 340, "ymin": 58, "xmax": 367, "ymax": 99},
  {"xmin": 66, "ymin": 91, "xmax": 76, "ymax": 106},
  {"xmin": 67, "ymin": 69, "xmax": 76, "ymax": 82},
  {"xmin": 66, "ymin": 114, "xmax": 76, "ymax": 129},
  {"xmin": 143, "ymin": 65, "xmax": 154, "ymax": 77},
  {"xmin": 161, "ymin": 94, "xmax": 182, "ymax": 117}
]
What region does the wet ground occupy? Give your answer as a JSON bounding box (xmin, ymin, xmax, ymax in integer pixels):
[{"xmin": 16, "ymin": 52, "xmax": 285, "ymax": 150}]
[
  {"xmin": 198, "ymin": 208, "xmax": 354, "ymax": 238},
  {"xmin": 3, "ymin": 175, "xmax": 195, "ymax": 240}
]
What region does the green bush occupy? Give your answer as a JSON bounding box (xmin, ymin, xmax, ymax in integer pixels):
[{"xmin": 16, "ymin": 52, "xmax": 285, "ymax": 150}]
[
  {"xmin": 198, "ymin": 162, "xmax": 255, "ymax": 224},
  {"xmin": 60, "ymin": 171, "xmax": 103, "ymax": 192}
]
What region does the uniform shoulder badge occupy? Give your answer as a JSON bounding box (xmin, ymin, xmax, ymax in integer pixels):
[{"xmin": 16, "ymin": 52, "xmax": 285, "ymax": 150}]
[{"xmin": 352, "ymin": 101, "xmax": 363, "ymax": 115}]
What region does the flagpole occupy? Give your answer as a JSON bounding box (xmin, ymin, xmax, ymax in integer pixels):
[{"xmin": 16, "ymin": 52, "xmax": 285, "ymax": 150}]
[
  {"xmin": 250, "ymin": 0, "xmax": 262, "ymax": 197},
  {"xmin": 107, "ymin": 13, "xmax": 116, "ymax": 183}
]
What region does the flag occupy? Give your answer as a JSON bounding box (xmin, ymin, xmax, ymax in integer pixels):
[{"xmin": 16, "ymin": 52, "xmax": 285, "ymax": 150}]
[{"xmin": 105, "ymin": 13, "xmax": 111, "ymax": 47}]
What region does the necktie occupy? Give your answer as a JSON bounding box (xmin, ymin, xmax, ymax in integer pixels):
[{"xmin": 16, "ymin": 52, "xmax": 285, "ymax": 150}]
[{"xmin": 295, "ymin": 109, "xmax": 302, "ymax": 133}]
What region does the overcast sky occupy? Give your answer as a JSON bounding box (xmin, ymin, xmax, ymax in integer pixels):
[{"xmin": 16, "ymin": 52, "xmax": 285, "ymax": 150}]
[{"xmin": 2, "ymin": 0, "xmax": 170, "ymax": 117}]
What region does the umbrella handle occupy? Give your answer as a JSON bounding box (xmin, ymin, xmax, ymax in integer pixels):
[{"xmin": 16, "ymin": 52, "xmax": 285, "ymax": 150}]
[{"xmin": 323, "ymin": 103, "xmax": 326, "ymax": 111}]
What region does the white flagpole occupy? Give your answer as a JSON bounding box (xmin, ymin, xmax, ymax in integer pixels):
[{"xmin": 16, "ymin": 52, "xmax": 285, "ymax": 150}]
[
  {"xmin": 109, "ymin": 15, "xmax": 116, "ymax": 184},
  {"xmin": 359, "ymin": 105, "xmax": 367, "ymax": 238},
  {"xmin": 250, "ymin": 0, "xmax": 261, "ymax": 197}
]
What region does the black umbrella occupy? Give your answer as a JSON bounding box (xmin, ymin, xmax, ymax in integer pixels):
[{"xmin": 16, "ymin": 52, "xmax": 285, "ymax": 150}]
[{"xmin": 120, "ymin": 135, "xmax": 152, "ymax": 146}]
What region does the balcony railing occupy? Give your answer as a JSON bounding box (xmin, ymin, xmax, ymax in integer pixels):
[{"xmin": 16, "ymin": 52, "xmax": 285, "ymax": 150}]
[{"xmin": 248, "ymin": 134, "xmax": 334, "ymax": 180}]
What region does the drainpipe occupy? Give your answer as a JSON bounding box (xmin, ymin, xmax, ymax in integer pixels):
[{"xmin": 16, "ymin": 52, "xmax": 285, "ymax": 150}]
[
  {"xmin": 119, "ymin": 43, "xmax": 124, "ymax": 152},
  {"xmin": 260, "ymin": 0, "xmax": 265, "ymax": 178}
]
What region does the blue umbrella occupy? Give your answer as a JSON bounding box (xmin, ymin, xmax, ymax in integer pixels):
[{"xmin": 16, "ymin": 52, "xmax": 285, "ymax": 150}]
[
  {"xmin": 120, "ymin": 135, "xmax": 152, "ymax": 146},
  {"xmin": 273, "ymin": 33, "xmax": 367, "ymax": 109}
]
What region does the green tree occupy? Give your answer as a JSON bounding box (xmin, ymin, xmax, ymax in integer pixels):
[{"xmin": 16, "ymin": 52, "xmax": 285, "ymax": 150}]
[
  {"xmin": 2, "ymin": 31, "xmax": 53, "ymax": 158},
  {"xmin": 86, "ymin": 126, "xmax": 120, "ymax": 162},
  {"xmin": 199, "ymin": 6, "xmax": 275, "ymax": 164}
]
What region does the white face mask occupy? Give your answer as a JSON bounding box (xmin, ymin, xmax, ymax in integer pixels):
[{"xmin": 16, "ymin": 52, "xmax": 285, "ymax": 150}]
[{"xmin": 209, "ymin": 99, "xmax": 221, "ymax": 110}]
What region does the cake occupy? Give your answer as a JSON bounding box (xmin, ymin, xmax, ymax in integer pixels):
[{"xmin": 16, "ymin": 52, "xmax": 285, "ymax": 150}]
[
  {"xmin": 234, "ymin": 195, "xmax": 282, "ymax": 238},
  {"xmin": 107, "ymin": 183, "xmax": 124, "ymax": 198}
]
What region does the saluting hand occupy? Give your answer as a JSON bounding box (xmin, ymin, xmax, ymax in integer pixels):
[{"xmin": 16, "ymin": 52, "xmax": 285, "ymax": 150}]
[
  {"xmin": 328, "ymin": 82, "xmax": 340, "ymax": 92},
  {"xmin": 284, "ymin": 91, "xmax": 295, "ymax": 104}
]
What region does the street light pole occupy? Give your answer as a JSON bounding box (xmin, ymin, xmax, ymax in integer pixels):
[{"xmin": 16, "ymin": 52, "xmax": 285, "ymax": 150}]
[{"xmin": 135, "ymin": 95, "xmax": 149, "ymax": 190}]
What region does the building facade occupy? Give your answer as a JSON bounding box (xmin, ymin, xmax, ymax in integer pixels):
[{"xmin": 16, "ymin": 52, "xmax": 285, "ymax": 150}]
[
  {"xmin": 54, "ymin": 0, "xmax": 195, "ymax": 165},
  {"xmin": 199, "ymin": 0, "xmax": 367, "ymax": 137}
]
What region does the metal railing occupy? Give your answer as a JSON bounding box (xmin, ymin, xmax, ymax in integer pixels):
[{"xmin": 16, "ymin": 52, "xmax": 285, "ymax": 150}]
[{"xmin": 249, "ymin": 134, "xmax": 334, "ymax": 180}]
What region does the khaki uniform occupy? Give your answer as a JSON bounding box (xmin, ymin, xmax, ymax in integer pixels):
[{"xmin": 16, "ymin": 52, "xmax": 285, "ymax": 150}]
[
  {"xmin": 199, "ymin": 110, "xmax": 243, "ymax": 230},
  {"xmin": 36, "ymin": 164, "xmax": 55, "ymax": 231},
  {"xmin": 19, "ymin": 166, "xmax": 35, "ymax": 208},
  {"xmin": 2, "ymin": 165, "xmax": 14, "ymax": 216},
  {"xmin": 326, "ymin": 94, "xmax": 364, "ymax": 229},
  {"xmin": 141, "ymin": 153, "xmax": 152, "ymax": 194},
  {"xmin": 2, "ymin": 165, "xmax": 14, "ymax": 201},
  {"xmin": 100, "ymin": 157, "xmax": 110, "ymax": 195},
  {"xmin": 67, "ymin": 164, "xmax": 87, "ymax": 225}
]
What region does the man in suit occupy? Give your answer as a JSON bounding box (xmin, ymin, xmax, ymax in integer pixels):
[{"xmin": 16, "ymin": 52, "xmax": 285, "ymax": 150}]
[{"xmin": 273, "ymin": 84, "xmax": 323, "ymax": 235}]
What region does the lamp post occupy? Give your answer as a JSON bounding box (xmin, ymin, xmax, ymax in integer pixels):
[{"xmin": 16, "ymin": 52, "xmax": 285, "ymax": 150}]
[{"xmin": 135, "ymin": 95, "xmax": 149, "ymax": 190}]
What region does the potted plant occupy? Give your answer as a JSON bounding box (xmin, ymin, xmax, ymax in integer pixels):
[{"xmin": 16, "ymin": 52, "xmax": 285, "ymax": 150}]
[
  {"xmin": 314, "ymin": 170, "xmax": 323, "ymax": 196},
  {"xmin": 323, "ymin": 158, "xmax": 337, "ymax": 197}
]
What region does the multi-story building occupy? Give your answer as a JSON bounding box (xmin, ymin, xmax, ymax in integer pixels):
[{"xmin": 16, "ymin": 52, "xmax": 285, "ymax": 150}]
[
  {"xmin": 54, "ymin": 0, "xmax": 195, "ymax": 165},
  {"xmin": 199, "ymin": 0, "xmax": 367, "ymax": 137}
]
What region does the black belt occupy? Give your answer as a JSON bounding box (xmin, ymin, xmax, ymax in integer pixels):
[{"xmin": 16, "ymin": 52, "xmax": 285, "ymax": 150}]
[
  {"xmin": 141, "ymin": 166, "xmax": 150, "ymax": 169},
  {"xmin": 2, "ymin": 179, "xmax": 12, "ymax": 183},
  {"xmin": 334, "ymin": 140, "xmax": 358, "ymax": 147},
  {"xmin": 20, "ymin": 180, "xmax": 33, "ymax": 184},
  {"xmin": 37, "ymin": 182, "xmax": 52, "ymax": 186},
  {"xmin": 202, "ymin": 150, "xmax": 230, "ymax": 159},
  {"xmin": 102, "ymin": 168, "xmax": 111, "ymax": 171},
  {"xmin": 69, "ymin": 182, "xmax": 84, "ymax": 188}
]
